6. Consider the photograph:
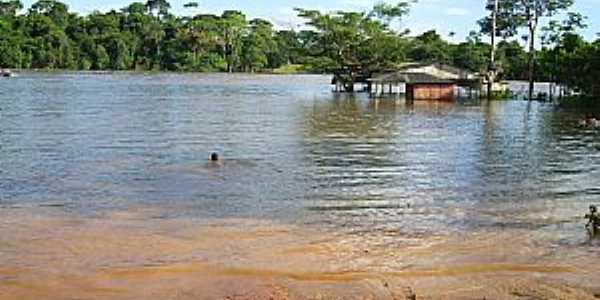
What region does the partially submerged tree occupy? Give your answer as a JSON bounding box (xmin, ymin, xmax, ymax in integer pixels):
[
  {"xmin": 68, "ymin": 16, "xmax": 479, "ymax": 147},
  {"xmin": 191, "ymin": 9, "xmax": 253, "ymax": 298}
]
[
  {"xmin": 480, "ymin": 0, "xmax": 574, "ymax": 100},
  {"xmin": 241, "ymin": 19, "xmax": 277, "ymax": 72},
  {"xmin": 219, "ymin": 10, "xmax": 246, "ymax": 72},
  {"xmin": 539, "ymin": 12, "xmax": 586, "ymax": 98},
  {"xmin": 2, "ymin": 0, "xmax": 595, "ymax": 95},
  {"xmin": 177, "ymin": 14, "xmax": 222, "ymax": 71},
  {"xmin": 295, "ymin": 1, "xmax": 414, "ymax": 92}
]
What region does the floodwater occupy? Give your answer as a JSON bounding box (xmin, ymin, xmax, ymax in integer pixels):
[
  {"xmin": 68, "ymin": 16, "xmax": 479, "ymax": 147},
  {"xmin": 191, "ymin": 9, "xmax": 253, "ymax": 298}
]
[{"xmin": 1, "ymin": 72, "xmax": 600, "ymax": 299}]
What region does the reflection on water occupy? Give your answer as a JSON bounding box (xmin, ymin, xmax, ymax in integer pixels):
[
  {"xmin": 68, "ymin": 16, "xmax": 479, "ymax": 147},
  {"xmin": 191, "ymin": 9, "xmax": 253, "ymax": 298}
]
[
  {"xmin": 1, "ymin": 72, "xmax": 600, "ymax": 243},
  {"xmin": 3, "ymin": 73, "xmax": 600, "ymax": 299},
  {"xmin": 303, "ymin": 94, "xmax": 600, "ymax": 243}
]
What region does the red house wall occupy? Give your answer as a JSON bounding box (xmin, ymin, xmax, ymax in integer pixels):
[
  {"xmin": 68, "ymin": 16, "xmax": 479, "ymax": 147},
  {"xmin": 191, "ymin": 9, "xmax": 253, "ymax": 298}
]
[{"xmin": 407, "ymin": 84, "xmax": 456, "ymax": 101}]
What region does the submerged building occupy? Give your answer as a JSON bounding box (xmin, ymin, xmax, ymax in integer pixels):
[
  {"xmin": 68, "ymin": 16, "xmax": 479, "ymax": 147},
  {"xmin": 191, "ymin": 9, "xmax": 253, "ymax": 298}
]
[{"xmin": 367, "ymin": 63, "xmax": 482, "ymax": 101}]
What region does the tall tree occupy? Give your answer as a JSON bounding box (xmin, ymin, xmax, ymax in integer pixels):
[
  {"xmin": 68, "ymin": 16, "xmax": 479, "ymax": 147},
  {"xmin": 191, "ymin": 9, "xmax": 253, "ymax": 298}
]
[
  {"xmin": 0, "ymin": 0, "xmax": 22, "ymax": 17},
  {"xmin": 241, "ymin": 19, "xmax": 277, "ymax": 72},
  {"xmin": 178, "ymin": 14, "xmax": 221, "ymax": 70},
  {"xmin": 540, "ymin": 12, "xmax": 586, "ymax": 98},
  {"xmin": 122, "ymin": 2, "xmax": 147, "ymax": 15},
  {"xmin": 219, "ymin": 10, "xmax": 246, "ymax": 72},
  {"xmin": 408, "ymin": 30, "xmax": 451, "ymax": 63},
  {"xmin": 480, "ymin": 0, "xmax": 574, "ymax": 100},
  {"xmin": 295, "ymin": 1, "xmax": 413, "ymax": 91},
  {"xmin": 145, "ymin": 0, "xmax": 170, "ymax": 19},
  {"xmin": 496, "ymin": 40, "xmax": 528, "ymax": 80},
  {"xmin": 452, "ymin": 41, "xmax": 490, "ymax": 73},
  {"xmin": 28, "ymin": 0, "xmax": 69, "ymax": 28}
]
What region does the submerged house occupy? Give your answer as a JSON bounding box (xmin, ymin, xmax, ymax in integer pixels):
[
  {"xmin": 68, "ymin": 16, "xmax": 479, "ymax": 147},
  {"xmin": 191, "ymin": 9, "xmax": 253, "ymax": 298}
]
[
  {"xmin": 0, "ymin": 69, "xmax": 12, "ymax": 77},
  {"xmin": 367, "ymin": 63, "xmax": 482, "ymax": 101}
]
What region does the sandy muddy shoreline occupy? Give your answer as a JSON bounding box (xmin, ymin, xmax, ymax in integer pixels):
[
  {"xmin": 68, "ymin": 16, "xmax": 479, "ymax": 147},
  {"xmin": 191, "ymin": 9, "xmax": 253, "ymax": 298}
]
[{"xmin": 1, "ymin": 206, "xmax": 599, "ymax": 300}]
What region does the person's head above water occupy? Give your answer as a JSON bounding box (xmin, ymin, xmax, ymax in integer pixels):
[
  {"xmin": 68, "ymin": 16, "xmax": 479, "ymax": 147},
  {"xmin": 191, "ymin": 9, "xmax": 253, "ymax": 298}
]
[
  {"xmin": 591, "ymin": 205, "xmax": 597, "ymax": 214},
  {"xmin": 209, "ymin": 152, "xmax": 219, "ymax": 161}
]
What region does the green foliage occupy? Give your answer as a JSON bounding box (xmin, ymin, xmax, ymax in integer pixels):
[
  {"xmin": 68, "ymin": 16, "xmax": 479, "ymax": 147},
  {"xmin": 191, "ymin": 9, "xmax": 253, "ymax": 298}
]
[
  {"xmin": 0, "ymin": 0, "xmax": 593, "ymax": 101},
  {"xmin": 29, "ymin": 0, "xmax": 69, "ymax": 28},
  {"xmin": 272, "ymin": 64, "xmax": 306, "ymax": 74},
  {"xmin": 0, "ymin": 0, "xmax": 22, "ymax": 17},
  {"xmin": 241, "ymin": 19, "xmax": 277, "ymax": 72},
  {"xmin": 0, "ymin": 38, "xmax": 23, "ymax": 67},
  {"xmin": 219, "ymin": 10, "xmax": 247, "ymax": 72},
  {"xmin": 408, "ymin": 30, "xmax": 451, "ymax": 64},
  {"xmin": 0, "ymin": 0, "xmax": 302, "ymax": 73},
  {"xmin": 145, "ymin": 0, "xmax": 170, "ymax": 19},
  {"xmin": 294, "ymin": 2, "xmax": 415, "ymax": 90},
  {"xmin": 452, "ymin": 41, "xmax": 489, "ymax": 73},
  {"xmin": 369, "ymin": 1, "xmax": 414, "ymax": 25},
  {"xmin": 496, "ymin": 40, "xmax": 528, "ymax": 80},
  {"xmin": 122, "ymin": 2, "xmax": 146, "ymax": 15},
  {"xmin": 479, "ymin": 0, "xmax": 576, "ymax": 100},
  {"xmin": 93, "ymin": 45, "xmax": 110, "ymax": 69}
]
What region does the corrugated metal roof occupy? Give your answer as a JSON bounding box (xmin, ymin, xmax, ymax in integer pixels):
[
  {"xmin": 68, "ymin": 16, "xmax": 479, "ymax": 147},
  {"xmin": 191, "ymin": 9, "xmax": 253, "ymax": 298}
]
[
  {"xmin": 396, "ymin": 62, "xmax": 478, "ymax": 78},
  {"xmin": 368, "ymin": 62, "xmax": 482, "ymax": 84},
  {"xmin": 368, "ymin": 72, "xmax": 454, "ymax": 84}
]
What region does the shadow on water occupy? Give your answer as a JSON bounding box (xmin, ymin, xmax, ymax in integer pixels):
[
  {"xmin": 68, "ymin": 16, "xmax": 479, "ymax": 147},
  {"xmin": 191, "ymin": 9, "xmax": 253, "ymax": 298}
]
[{"xmin": 302, "ymin": 95, "xmax": 600, "ymax": 243}]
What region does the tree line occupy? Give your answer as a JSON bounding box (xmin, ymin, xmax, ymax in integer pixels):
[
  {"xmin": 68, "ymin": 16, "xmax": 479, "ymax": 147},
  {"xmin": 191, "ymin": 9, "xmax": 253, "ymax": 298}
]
[{"xmin": 0, "ymin": 0, "xmax": 597, "ymax": 98}]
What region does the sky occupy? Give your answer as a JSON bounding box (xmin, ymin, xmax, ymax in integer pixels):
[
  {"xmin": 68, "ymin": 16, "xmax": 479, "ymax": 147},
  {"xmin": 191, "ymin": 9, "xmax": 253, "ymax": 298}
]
[{"xmin": 20, "ymin": 0, "xmax": 600, "ymax": 43}]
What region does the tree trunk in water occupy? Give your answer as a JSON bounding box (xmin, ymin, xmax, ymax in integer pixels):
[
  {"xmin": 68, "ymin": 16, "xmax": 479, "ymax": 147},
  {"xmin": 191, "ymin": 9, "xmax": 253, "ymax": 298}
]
[
  {"xmin": 488, "ymin": 0, "xmax": 498, "ymax": 101},
  {"xmin": 527, "ymin": 22, "xmax": 536, "ymax": 101},
  {"xmin": 226, "ymin": 49, "xmax": 231, "ymax": 73},
  {"xmin": 344, "ymin": 81, "xmax": 354, "ymax": 92},
  {"xmin": 223, "ymin": 40, "xmax": 232, "ymax": 73},
  {"xmin": 559, "ymin": 85, "xmax": 563, "ymax": 100},
  {"xmin": 487, "ymin": 77, "xmax": 492, "ymax": 100},
  {"xmin": 341, "ymin": 71, "xmax": 355, "ymax": 92}
]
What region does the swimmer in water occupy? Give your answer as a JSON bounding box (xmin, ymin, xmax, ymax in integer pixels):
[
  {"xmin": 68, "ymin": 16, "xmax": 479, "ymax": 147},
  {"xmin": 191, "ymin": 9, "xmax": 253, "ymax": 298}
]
[
  {"xmin": 209, "ymin": 152, "xmax": 219, "ymax": 162},
  {"xmin": 586, "ymin": 205, "xmax": 600, "ymax": 237}
]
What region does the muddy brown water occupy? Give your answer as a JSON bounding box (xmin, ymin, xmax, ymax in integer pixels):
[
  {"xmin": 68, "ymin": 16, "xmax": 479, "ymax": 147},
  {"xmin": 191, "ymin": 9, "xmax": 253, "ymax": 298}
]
[{"xmin": 1, "ymin": 72, "xmax": 600, "ymax": 299}]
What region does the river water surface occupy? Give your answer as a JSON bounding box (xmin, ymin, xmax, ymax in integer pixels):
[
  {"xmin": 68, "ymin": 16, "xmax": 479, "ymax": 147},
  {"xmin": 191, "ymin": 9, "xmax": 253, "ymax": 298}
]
[{"xmin": 1, "ymin": 72, "xmax": 600, "ymax": 299}]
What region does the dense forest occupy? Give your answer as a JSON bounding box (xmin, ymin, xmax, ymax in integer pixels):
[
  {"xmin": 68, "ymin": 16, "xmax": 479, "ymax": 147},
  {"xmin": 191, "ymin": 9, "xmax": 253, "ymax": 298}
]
[{"xmin": 0, "ymin": 0, "xmax": 598, "ymax": 97}]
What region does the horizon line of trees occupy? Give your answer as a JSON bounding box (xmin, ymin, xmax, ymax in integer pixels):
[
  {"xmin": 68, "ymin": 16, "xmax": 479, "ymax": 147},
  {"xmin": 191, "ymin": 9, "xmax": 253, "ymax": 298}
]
[{"xmin": 0, "ymin": 0, "xmax": 598, "ymax": 97}]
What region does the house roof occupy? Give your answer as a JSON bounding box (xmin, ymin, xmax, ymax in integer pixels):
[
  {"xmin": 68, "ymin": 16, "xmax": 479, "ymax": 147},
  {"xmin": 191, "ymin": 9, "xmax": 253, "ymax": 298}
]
[
  {"xmin": 368, "ymin": 72, "xmax": 454, "ymax": 84},
  {"xmin": 367, "ymin": 62, "xmax": 484, "ymax": 86},
  {"xmin": 396, "ymin": 62, "xmax": 478, "ymax": 79}
]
